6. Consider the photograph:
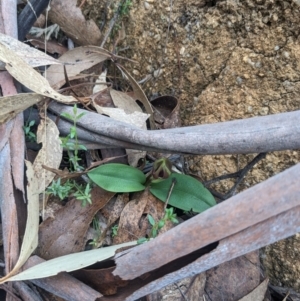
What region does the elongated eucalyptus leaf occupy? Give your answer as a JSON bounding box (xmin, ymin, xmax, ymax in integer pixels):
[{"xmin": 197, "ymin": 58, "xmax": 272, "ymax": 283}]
[
  {"xmin": 6, "ymin": 241, "xmax": 137, "ymax": 282},
  {"xmin": 88, "ymin": 163, "xmax": 146, "ymax": 192},
  {"xmin": 150, "ymin": 173, "xmax": 216, "ymax": 213}
]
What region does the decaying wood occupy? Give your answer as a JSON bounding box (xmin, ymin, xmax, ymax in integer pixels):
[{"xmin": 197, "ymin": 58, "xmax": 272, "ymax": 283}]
[
  {"xmin": 124, "ymin": 205, "xmax": 300, "ymax": 300},
  {"xmin": 113, "ymin": 163, "xmax": 300, "ymax": 280},
  {"xmin": 49, "ymin": 102, "xmax": 300, "ymax": 155}
]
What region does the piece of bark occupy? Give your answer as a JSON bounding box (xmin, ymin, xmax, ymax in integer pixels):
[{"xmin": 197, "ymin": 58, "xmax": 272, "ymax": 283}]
[
  {"xmin": 0, "ymin": 3, "xmax": 28, "ymax": 301},
  {"xmin": 124, "ymin": 204, "xmax": 300, "ymax": 300},
  {"xmin": 13, "ymin": 281, "xmax": 44, "ymax": 301},
  {"xmin": 49, "ymin": 102, "xmax": 300, "ymax": 155}
]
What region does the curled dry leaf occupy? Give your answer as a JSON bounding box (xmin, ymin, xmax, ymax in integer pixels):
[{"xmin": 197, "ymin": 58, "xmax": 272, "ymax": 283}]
[
  {"xmin": 117, "ymin": 64, "xmax": 155, "ymax": 129},
  {"xmin": 0, "ymin": 33, "xmax": 61, "ymax": 70},
  {"xmin": 32, "ymin": 117, "xmax": 63, "ymax": 194},
  {"xmin": 151, "ymin": 95, "xmax": 181, "ymax": 129},
  {"xmin": 46, "ymin": 46, "xmax": 111, "ymax": 90},
  {"xmin": 0, "ymin": 42, "xmax": 76, "ymax": 103},
  {"xmin": 26, "ymin": 35, "xmax": 68, "ymax": 55},
  {"xmin": 48, "ymin": 0, "xmax": 102, "ymax": 46},
  {"xmin": 0, "ymin": 93, "xmax": 44, "ymax": 125}
]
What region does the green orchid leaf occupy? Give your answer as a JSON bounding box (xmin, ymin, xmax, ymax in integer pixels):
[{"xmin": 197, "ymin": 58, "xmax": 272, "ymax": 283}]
[
  {"xmin": 150, "ymin": 173, "xmax": 216, "ymax": 213},
  {"xmin": 88, "ymin": 163, "xmax": 146, "ymax": 192}
]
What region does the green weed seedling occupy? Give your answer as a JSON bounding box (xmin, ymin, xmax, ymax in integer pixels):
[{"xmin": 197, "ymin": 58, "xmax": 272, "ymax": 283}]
[
  {"xmin": 111, "ymin": 225, "xmax": 119, "ymax": 238},
  {"xmin": 60, "ymin": 104, "xmax": 87, "ymax": 171},
  {"xmin": 112, "ymin": 0, "xmax": 133, "ymax": 36},
  {"xmin": 47, "ymin": 104, "xmax": 91, "ymax": 206},
  {"xmin": 46, "ymin": 178, "xmax": 73, "ymax": 200},
  {"xmin": 23, "ymin": 119, "xmax": 36, "ymax": 142},
  {"xmin": 137, "ymin": 208, "xmax": 179, "ymax": 244}
]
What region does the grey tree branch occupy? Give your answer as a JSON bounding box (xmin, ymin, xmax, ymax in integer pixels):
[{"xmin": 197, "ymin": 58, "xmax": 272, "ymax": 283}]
[{"xmin": 48, "ymin": 102, "xmax": 300, "ymax": 155}]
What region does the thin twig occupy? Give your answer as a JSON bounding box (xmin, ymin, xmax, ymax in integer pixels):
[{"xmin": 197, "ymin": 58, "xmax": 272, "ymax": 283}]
[
  {"xmin": 164, "ymin": 177, "xmax": 177, "ymax": 211},
  {"xmin": 204, "ymin": 153, "xmax": 267, "ymax": 200},
  {"xmin": 174, "ymin": 282, "xmax": 189, "ymax": 301},
  {"xmin": 100, "ymin": 0, "xmax": 123, "ymax": 48}
]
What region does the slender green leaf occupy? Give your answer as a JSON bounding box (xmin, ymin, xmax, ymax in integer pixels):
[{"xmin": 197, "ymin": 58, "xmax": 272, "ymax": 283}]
[
  {"xmin": 29, "ymin": 120, "xmax": 35, "ymax": 127},
  {"xmin": 78, "ymin": 144, "xmax": 87, "ymax": 151},
  {"xmin": 147, "ymin": 214, "xmax": 155, "ymax": 226},
  {"xmin": 88, "ymin": 163, "xmax": 146, "ymax": 192},
  {"xmin": 77, "ymin": 112, "xmax": 86, "ymax": 119},
  {"xmin": 150, "ymin": 173, "xmax": 216, "ymax": 213},
  {"xmin": 61, "ymin": 112, "xmax": 73, "ymax": 120}
]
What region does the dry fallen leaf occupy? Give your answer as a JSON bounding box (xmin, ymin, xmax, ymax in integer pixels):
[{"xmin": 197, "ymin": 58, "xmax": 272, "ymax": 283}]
[
  {"xmin": 238, "ymin": 278, "xmax": 269, "ymax": 301},
  {"xmin": 0, "ymin": 33, "xmax": 61, "ymax": 70},
  {"xmin": 113, "ymin": 192, "xmax": 148, "ymax": 245},
  {"xmin": 32, "ymin": 117, "xmax": 63, "ymax": 194},
  {"xmin": 113, "ymin": 189, "xmax": 168, "ymax": 245},
  {"xmin": 48, "ymin": 0, "xmax": 102, "ymax": 46},
  {"xmin": 25, "ymin": 256, "xmax": 102, "ymax": 300},
  {"xmin": 6, "ymin": 241, "xmax": 137, "ymax": 282},
  {"xmin": 0, "ymin": 93, "xmax": 44, "ymax": 125},
  {"xmin": 108, "ymin": 89, "xmax": 149, "ymax": 166},
  {"xmin": 95, "ymin": 107, "xmax": 149, "ymax": 129},
  {"xmin": 117, "ymin": 64, "xmax": 155, "ymax": 129},
  {"xmin": 92, "ymin": 69, "xmax": 108, "ymax": 94},
  {"xmin": 46, "ymin": 46, "xmax": 111, "ymax": 90},
  {"xmin": 37, "ymin": 187, "xmax": 114, "ymax": 260},
  {"xmin": 205, "ymin": 252, "xmax": 261, "ymax": 300},
  {"xmin": 0, "ymin": 42, "xmax": 76, "ymax": 103},
  {"xmin": 0, "ymin": 161, "xmax": 39, "ymax": 283}
]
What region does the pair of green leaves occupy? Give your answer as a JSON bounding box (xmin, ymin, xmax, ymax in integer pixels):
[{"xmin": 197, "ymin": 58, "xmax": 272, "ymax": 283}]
[{"xmin": 87, "ymin": 163, "xmax": 216, "ymax": 213}]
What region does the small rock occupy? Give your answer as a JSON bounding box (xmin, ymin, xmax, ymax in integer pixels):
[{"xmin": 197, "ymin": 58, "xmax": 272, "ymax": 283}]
[{"xmin": 259, "ymin": 107, "xmax": 269, "ymax": 115}]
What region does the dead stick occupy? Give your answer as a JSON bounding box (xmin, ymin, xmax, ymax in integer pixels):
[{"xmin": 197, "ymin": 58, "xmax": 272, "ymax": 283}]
[{"xmin": 49, "ymin": 102, "xmax": 300, "ymax": 155}]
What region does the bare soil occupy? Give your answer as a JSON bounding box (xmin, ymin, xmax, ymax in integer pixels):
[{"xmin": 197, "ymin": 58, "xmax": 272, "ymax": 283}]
[{"xmin": 84, "ymin": 0, "xmax": 300, "ymax": 292}]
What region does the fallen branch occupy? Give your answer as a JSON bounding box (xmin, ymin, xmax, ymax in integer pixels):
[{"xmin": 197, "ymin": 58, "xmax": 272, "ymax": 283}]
[{"xmin": 48, "ymin": 102, "xmax": 300, "ymax": 155}]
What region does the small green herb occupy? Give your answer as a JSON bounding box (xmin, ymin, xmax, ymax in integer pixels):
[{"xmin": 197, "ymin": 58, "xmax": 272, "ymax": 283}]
[
  {"xmin": 23, "ymin": 119, "xmax": 36, "ymax": 142},
  {"xmin": 138, "ymin": 208, "xmax": 179, "ymax": 244},
  {"xmin": 111, "ymin": 225, "xmax": 119, "ymax": 237},
  {"xmin": 72, "ymin": 182, "xmax": 92, "ymax": 207},
  {"xmin": 47, "ymin": 105, "xmax": 91, "ymax": 205},
  {"xmin": 61, "ymin": 104, "xmax": 87, "ymax": 171},
  {"xmin": 111, "ymin": 0, "xmax": 133, "ymax": 37},
  {"xmin": 46, "ymin": 178, "xmax": 73, "ymax": 200}
]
